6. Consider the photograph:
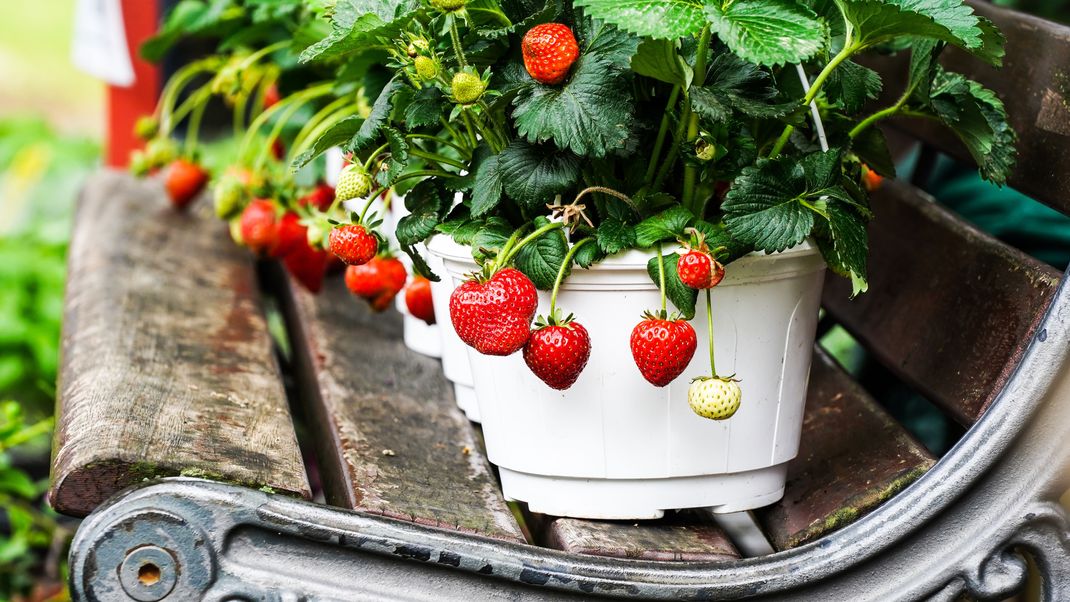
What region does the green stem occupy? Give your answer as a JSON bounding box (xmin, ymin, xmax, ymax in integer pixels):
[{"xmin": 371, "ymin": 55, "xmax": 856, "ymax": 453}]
[
  {"xmin": 363, "ymin": 142, "xmax": 391, "ymax": 172},
  {"xmin": 848, "ymin": 91, "xmax": 911, "ymax": 139},
  {"xmin": 549, "ymin": 238, "xmax": 594, "ymax": 317},
  {"xmin": 492, "ymin": 226, "xmax": 528, "ymax": 273},
  {"xmin": 439, "ymin": 117, "xmax": 467, "ymax": 150},
  {"xmin": 656, "ymin": 242, "xmax": 667, "ymax": 314},
  {"xmin": 682, "ymin": 26, "xmax": 712, "ymax": 212},
  {"xmin": 411, "ymin": 148, "xmax": 466, "ymax": 170},
  {"xmin": 291, "ymin": 96, "xmax": 352, "ymax": 158},
  {"xmin": 239, "ymin": 40, "xmax": 288, "ymax": 70},
  {"xmin": 450, "ymin": 18, "xmax": 468, "ymax": 67},
  {"xmin": 767, "ymin": 42, "xmax": 861, "ymax": 158},
  {"xmin": 184, "ymin": 94, "xmax": 208, "ymax": 156},
  {"xmin": 644, "ymin": 86, "xmax": 681, "ymax": 185},
  {"xmin": 406, "ymin": 134, "xmax": 471, "ymax": 157},
  {"xmin": 240, "ymin": 82, "xmax": 332, "ymax": 165},
  {"xmin": 158, "ymin": 60, "xmax": 215, "ymax": 135},
  {"xmin": 706, "ymin": 288, "xmax": 716, "ymax": 375},
  {"xmin": 461, "ymin": 110, "xmax": 480, "ymax": 148},
  {"xmin": 499, "ymin": 221, "xmax": 566, "ymax": 268},
  {"xmin": 255, "ymin": 89, "xmax": 320, "ymax": 171},
  {"xmin": 358, "ymin": 189, "xmax": 383, "ymax": 223},
  {"xmin": 290, "ymin": 104, "xmax": 359, "ymax": 163}
]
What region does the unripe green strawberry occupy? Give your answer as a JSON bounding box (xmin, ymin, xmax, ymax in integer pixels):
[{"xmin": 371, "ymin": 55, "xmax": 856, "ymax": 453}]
[
  {"xmin": 145, "ymin": 138, "xmax": 178, "ymax": 167},
  {"xmin": 134, "ymin": 116, "xmax": 159, "ymax": 141},
  {"xmin": 214, "ymin": 175, "xmax": 246, "ymax": 219},
  {"xmin": 430, "ymin": 0, "xmax": 466, "ymax": 11},
  {"xmin": 415, "ymin": 56, "xmax": 438, "ymax": 80},
  {"xmin": 335, "ymin": 164, "xmax": 372, "ymax": 202},
  {"xmin": 688, "ymin": 377, "xmax": 741, "ymax": 420},
  {"xmin": 451, "ymin": 72, "xmax": 486, "ymax": 105},
  {"xmin": 129, "ymin": 150, "xmax": 151, "ymax": 177}
]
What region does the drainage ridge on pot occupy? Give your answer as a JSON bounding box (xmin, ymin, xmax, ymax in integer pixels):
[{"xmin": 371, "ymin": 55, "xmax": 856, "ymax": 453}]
[{"xmin": 428, "ymin": 235, "xmax": 826, "ymax": 520}]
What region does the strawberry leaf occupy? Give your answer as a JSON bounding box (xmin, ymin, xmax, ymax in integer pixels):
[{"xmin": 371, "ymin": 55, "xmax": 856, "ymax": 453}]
[
  {"xmin": 838, "ymin": 0, "xmax": 1001, "ymax": 63},
  {"xmin": 925, "ymin": 69, "xmax": 1016, "ymax": 185},
  {"xmin": 572, "ymin": 0, "xmax": 707, "ymax": 40},
  {"xmin": 511, "ymin": 55, "xmax": 635, "ymax": 158},
  {"xmin": 471, "ymin": 154, "xmax": 505, "ymax": 218},
  {"xmin": 291, "ymin": 115, "xmax": 362, "ymax": 170},
  {"xmin": 689, "ymin": 52, "xmax": 785, "ymax": 124},
  {"xmin": 574, "ymin": 237, "xmax": 607, "ymax": 268},
  {"xmin": 634, "ymin": 206, "xmax": 694, "ymax": 247},
  {"xmin": 824, "ymin": 60, "xmax": 882, "ymax": 114},
  {"xmin": 299, "ymin": 0, "xmax": 419, "ymax": 63},
  {"xmin": 346, "ymin": 79, "xmax": 404, "ymax": 152},
  {"xmin": 596, "ymin": 217, "xmax": 638, "ymax": 255},
  {"xmin": 722, "ymin": 150, "xmax": 847, "ymax": 253},
  {"xmin": 497, "ymin": 140, "xmax": 581, "ymax": 212},
  {"xmin": 471, "ymin": 217, "xmax": 513, "ymax": 264},
  {"xmin": 646, "ymin": 252, "xmax": 698, "ymax": 319},
  {"xmin": 631, "ymin": 38, "xmax": 693, "ymax": 88},
  {"xmin": 705, "ymin": 0, "xmax": 826, "ymax": 66},
  {"xmin": 401, "ymin": 244, "xmax": 441, "ymax": 282},
  {"xmin": 405, "ymin": 87, "xmax": 447, "ymax": 128},
  {"xmin": 397, "ymin": 180, "xmax": 450, "ymax": 246},
  {"xmin": 515, "ymin": 217, "xmax": 570, "ymax": 289},
  {"xmin": 814, "ymin": 201, "xmax": 869, "ymax": 296}
]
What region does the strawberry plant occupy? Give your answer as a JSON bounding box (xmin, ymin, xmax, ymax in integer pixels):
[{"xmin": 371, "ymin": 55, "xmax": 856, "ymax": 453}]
[{"xmin": 138, "ymin": 0, "xmax": 1015, "ymax": 416}]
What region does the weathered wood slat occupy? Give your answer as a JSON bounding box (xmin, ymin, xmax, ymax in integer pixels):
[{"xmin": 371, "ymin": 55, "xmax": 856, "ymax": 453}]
[
  {"xmin": 49, "ymin": 171, "xmax": 310, "ymax": 517},
  {"xmin": 863, "ymin": 1, "xmax": 1070, "ymax": 215},
  {"xmin": 823, "ymin": 180, "xmax": 1060, "ymax": 425},
  {"xmin": 278, "ymin": 273, "xmax": 526, "ymax": 543},
  {"xmin": 754, "ymin": 348, "xmax": 936, "ymax": 550},
  {"xmin": 539, "ymin": 511, "xmax": 739, "ymax": 562}
]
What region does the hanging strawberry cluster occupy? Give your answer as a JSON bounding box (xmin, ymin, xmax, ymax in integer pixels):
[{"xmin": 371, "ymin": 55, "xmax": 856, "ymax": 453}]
[{"xmin": 132, "ymin": 0, "xmax": 1015, "ymax": 420}]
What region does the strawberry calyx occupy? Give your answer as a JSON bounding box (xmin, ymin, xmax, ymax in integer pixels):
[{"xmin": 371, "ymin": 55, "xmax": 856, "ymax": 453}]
[{"xmin": 533, "ymin": 309, "xmax": 577, "ymax": 330}]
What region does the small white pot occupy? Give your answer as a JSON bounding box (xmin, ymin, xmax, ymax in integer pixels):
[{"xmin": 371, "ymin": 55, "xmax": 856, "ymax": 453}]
[
  {"xmin": 428, "ymin": 236, "xmax": 825, "ymax": 519},
  {"xmin": 429, "ymin": 250, "xmax": 481, "ymax": 422},
  {"xmin": 390, "ymin": 199, "xmax": 442, "ymax": 359}
]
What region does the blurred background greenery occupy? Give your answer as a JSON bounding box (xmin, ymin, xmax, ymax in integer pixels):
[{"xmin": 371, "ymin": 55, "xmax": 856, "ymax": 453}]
[{"xmin": 0, "ymin": 1, "xmax": 102, "ymax": 599}]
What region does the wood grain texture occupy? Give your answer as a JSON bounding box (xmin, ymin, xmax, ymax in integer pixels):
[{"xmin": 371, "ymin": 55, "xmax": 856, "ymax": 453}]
[
  {"xmin": 823, "ymin": 180, "xmax": 1060, "ymax": 425},
  {"xmin": 541, "ymin": 512, "xmax": 739, "ymax": 562},
  {"xmin": 50, "ymin": 171, "xmax": 310, "ymax": 517},
  {"xmin": 754, "ymin": 348, "xmax": 936, "ymax": 550},
  {"xmin": 862, "ymin": 1, "xmax": 1070, "ymax": 215},
  {"xmin": 277, "ymin": 273, "xmax": 526, "ymax": 543}
]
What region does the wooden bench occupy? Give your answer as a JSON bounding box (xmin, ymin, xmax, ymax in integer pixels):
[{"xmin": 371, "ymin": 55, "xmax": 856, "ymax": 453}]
[{"xmin": 53, "ymin": 3, "xmax": 1070, "ymax": 599}]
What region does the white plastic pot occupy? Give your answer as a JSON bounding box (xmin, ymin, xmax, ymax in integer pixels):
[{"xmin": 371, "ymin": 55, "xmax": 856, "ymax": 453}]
[
  {"xmin": 429, "ymin": 249, "xmax": 481, "ymax": 422},
  {"xmin": 427, "ymin": 236, "xmax": 826, "ymax": 519},
  {"xmin": 390, "ymin": 199, "xmax": 442, "ymax": 359}
]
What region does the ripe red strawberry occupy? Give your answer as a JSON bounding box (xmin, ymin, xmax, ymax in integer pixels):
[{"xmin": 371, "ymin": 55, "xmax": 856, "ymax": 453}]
[
  {"xmin": 329, "ymin": 224, "xmax": 378, "ymax": 266},
  {"xmin": 271, "ymin": 211, "xmax": 307, "ymax": 259},
  {"xmin": 630, "ymin": 315, "xmax": 698, "ymax": 387},
  {"xmin": 299, "ymin": 183, "xmax": 335, "ymax": 211},
  {"xmin": 523, "ymin": 321, "xmax": 591, "ymax": 390},
  {"xmin": 405, "ymin": 276, "xmax": 436, "ymax": 325},
  {"xmin": 164, "ymin": 159, "xmax": 209, "ymax": 210},
  {"xmin": 450, "ymin": 268, "xmax": 538, "ymax": 356},
  {"xmin": 344, "ymin": 256, "xmax": 407, "ymax": 311},
  {"xmin": 677, "ymin": 250, "xmax": 725, "ymax": 289},
  {"xmin": 283, "ymin": 241, "xmax": 330, "ymax": 293},
  {"xmin": 239, "ymin": 199, "xmax": 278, "ymax": 255},
  {"xmin": 263, "ymin": 83, "xmax": 280, "ymax": 109},
  {"xmin": 522, "ymin": 23, "xmax": 580, "ymax": 85}
]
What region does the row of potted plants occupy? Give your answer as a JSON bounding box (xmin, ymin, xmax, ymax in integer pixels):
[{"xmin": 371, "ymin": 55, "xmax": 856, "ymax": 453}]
[{"xmin": 133, "ymin": 0, "xmax": 1015, "ymax": 519}]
